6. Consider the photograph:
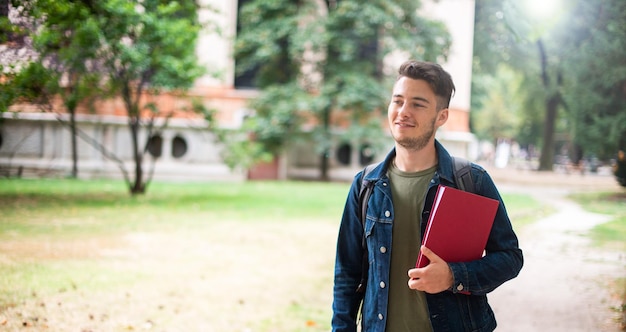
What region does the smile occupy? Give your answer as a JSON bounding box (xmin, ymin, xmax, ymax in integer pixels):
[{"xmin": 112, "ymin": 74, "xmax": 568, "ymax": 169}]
[{"xmin": 395, "ymin": 122, "xmax": 415, "ymax": 128}]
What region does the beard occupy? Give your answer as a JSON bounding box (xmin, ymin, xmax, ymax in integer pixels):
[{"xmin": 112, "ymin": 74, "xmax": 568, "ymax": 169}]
[{"xmin": 393, "ymin": 116, "xmax": 437, "ymax": 151}]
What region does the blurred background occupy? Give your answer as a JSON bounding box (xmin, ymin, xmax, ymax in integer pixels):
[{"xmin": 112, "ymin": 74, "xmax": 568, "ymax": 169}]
[{"xmin": 1, "ymin": 0, "xmax": 624, "ymax": 194}]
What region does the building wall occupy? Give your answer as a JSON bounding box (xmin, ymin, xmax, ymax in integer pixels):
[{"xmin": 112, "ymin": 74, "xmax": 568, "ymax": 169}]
[
  {"xmin": 0, "ymin": 112, "xmax": 245, "ymax": 180},
  {"xmin": 423, "ymin": 0, "xmax": 477, "ymax": 158}
]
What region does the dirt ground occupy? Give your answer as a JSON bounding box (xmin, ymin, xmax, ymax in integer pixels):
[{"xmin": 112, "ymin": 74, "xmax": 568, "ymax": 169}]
[{"xmin": 486, "ymin": 167, "xmax": 625, "ymax": 332}]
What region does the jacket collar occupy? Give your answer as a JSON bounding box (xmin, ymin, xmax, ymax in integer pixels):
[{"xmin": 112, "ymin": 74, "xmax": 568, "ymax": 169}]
[{"xmin": 365, "ymin": 139, "xmax": 455, "ymax": 183}]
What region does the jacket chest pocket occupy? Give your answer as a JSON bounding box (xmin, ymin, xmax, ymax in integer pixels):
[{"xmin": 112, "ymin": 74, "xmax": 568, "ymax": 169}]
[
  {"xmin": 364, "ymin": 209, "xmax": 393, "ymax": 239},
  {"xmin": 363, "ymin": 188, "xmax": 393, "ymax": 238}
]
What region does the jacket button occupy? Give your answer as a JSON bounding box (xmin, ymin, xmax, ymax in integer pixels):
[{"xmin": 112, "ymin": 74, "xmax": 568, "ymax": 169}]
[
  {"xmin": 379, "ymin": 246, "xmax": 387, "ymax": 253},
  {"xmin": 379, "ymin": 281, "xmax": 386, "ymax": 288},
  {"xmin": 378, "ymin": 313, "xmax": 384, "ymax": 320},
  {"xmin": 384, "ymin": 210, "xmax": 390, "ymax": 217},
  {"xmin": 382, "ymin": 182, "xmax": 387, "ymax": 186},
  {"xmin": 457, "ymin": 283, "xmax": 464, "ymax": 291}
]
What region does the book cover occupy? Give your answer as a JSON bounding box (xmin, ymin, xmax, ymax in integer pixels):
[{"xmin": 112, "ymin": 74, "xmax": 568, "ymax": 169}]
[{"xmin": 416, "ymin": 185, "xmax": 500, "ymax": 268}]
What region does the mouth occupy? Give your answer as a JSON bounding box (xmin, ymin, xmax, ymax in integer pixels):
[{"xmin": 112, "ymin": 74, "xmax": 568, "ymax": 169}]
[{"xmin": 395, "ymin": 121, "xmax": 415, "ymax": 128}]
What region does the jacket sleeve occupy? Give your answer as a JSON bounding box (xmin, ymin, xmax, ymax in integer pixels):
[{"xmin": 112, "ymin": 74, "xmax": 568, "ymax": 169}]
[
  {"xmin": 447, "ymin": 167, "xmax": 524, "ymax": 295},
  {"xmin": 332, "ymin": 174, "xmax": 366, "ymax": 332}
]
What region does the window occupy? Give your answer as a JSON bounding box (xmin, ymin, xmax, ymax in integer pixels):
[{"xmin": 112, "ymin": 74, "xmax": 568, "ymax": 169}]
[
  {"xmin": 172, "ymin": 136, "xmax": 188, "ymax": 158},
  {"xmin": 359, "ymin": 144, "xmax": 374, "ymax": 166},
  {"xmin": 336, "ymin": 143, "xmax": 351, "ymax": 166},
  {"xmin": 147, "ymin": 135, "xmax": 163, "ymax": 158}
]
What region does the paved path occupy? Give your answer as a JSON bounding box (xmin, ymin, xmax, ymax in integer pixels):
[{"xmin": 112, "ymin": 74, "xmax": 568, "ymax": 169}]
[{"xmin": 485, "ymin": 169, "xmax": 625, "ymax": 331}]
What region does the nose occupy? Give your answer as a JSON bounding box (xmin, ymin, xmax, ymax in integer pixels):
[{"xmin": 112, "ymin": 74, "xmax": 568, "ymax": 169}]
[{"xmin": 397, "ymin": 103, "xmax": 409, "ymax": 117}]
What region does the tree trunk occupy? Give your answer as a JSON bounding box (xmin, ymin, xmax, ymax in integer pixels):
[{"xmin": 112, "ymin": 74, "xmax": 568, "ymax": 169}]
[
  {"xmin": 69, "ymin": 109, "xmax": 78, "ymax": 178},
  {"xmin": 319, "ymin": 151, "xmax": 329, "ymax": 181},
  {"xmin": 129, "ymin": 115, "xmax": 145, "ymax": 195},
  {"xmin": 65, "ymin": 74, "xmax": 79, "ymax": 179},
  {"xmin": 536, "ymin": 38, "xmax": 560, "ymax": 171},
  {"xmin": 319, "ymin": 105, "xmax": 331, "ymax": 181},
  {"xmin": 538, "ymin": 95, "xmax": 559, "ymax": 171}
]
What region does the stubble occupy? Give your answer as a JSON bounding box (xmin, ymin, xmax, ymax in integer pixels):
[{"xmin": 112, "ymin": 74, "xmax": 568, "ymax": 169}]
[{"xmin": 394, "ymin": 116, "xmax": 437, "ymax": 152}]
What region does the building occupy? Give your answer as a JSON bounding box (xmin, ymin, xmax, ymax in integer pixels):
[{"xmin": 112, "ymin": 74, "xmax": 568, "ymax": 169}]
[{"xmin": 0, "ymin": 0, "xmax": 476, "ymax": 181}]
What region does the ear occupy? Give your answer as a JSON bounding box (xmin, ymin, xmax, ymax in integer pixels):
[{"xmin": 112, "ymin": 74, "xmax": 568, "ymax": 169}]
[{"xmin": 436, "ymin": 108, "xmax": 449, "ymax": 127}]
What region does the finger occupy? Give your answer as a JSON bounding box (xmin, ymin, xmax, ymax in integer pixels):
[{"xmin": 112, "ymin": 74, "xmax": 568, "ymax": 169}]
[
  {"xmin": 407, "ymin": 267, "xmax": 421, "ymax": 279},
  {"xmin": 407, "ymin": 275, "xmax": 422, "ymax": 290},
  {"xmin": 420, "ymin": 245, "xmax": 442, "ymax": 263}
]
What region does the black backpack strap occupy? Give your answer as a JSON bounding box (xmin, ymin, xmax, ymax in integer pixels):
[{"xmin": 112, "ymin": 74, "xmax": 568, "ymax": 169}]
[
  {"xmin": 356, "ymin": 162, "xmax": 378, "ymax": 293},
  {"xmin": 452, "ymin": 156, "xmax": 474, "ymax": 192},
  {"xmin": 358, "ymin": 163, "xmax": 378, "ymax": 223}
]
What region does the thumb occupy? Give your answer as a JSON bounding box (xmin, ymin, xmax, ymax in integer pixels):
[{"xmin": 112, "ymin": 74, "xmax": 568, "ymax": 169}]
[{"xmin": 421, "ymin": 245, "xmax": 443, "ymax": 263}]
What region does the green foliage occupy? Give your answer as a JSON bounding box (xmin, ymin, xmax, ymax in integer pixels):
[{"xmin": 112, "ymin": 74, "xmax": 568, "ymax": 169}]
[
  {"xmin": 473, "ymin": 0, "xmax": 626, "ymax": 162},
  {"xmin": 560, "ymin": 0, "xmax": 626, "ymax": 160},
  {"xmin": 0, "ymin": 61, "xmax": 61, "ymax": 111},
  {"xmin": 232, "ymin": 0, "xmax": 451, "ymax": 175},
  {"xmin": 248, "ymin": 85, "xmax": 310, "ymax": 154},
  {"xmin": 472, "ymin": 64, "xmax": 525, "ymax": 142},
  {"xmin": 95, "ymin": 0, "xmax": 205, "ymax": 95},
  {"xmin": 6, "ymin": 0, "xmax": 105, "ymax": 109},
  {"xmin": 193, "ymin": 98, "xmax": 275, "ymax": 171}
]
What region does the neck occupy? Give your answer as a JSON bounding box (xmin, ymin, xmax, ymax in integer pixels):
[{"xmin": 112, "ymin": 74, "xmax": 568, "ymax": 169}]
[{"xmin": 393, "ymin": 142, "xmax": 438, "ymax": 173}]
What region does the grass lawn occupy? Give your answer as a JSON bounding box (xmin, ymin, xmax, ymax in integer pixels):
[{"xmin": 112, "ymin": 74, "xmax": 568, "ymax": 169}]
[
  {"xmin": 0, "ymin": 178, "xmax": 541, "ymax": 331},
  {"xmin": 568, "ymin": 191, "xmax": 626, "ymax": 252}
]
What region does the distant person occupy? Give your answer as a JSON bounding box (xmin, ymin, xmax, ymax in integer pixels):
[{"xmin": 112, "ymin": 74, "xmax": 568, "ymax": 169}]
[{"xmin": 331, "ymin": 60, "xmax": 523, "ymax": 332}]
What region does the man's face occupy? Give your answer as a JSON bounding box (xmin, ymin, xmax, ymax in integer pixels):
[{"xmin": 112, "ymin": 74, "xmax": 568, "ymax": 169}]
[{"xmin": 387, "ymin": 77, "xmax": 448, "ymax": 151}]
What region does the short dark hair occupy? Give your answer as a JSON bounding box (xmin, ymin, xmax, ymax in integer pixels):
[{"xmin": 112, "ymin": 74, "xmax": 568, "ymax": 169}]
[{"xmin": 397, "ymin": 60, "xmax": 455, "ymax": 110}]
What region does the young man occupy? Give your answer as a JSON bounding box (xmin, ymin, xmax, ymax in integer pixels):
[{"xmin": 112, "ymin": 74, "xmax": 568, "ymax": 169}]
[{"xmin": 331, "ymin": 60, "xmax": 523, "ymax": 332}]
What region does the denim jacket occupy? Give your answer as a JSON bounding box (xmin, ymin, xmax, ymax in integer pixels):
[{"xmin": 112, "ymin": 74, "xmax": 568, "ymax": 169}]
[{"xmin": 332, "ymin": 141, "xmax": 523, "ymax": 332}]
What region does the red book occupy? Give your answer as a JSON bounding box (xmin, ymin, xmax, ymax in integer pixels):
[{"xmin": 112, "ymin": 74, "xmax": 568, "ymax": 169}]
[{"xmin": 416, "ymin": 185, "xmax": 499, "ymax": 268}]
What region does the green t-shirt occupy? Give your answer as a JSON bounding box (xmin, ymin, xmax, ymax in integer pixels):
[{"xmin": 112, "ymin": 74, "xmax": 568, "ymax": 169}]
[{"xmin": 385, "ymin": 162, "xmax": 437, "ymax": 332}]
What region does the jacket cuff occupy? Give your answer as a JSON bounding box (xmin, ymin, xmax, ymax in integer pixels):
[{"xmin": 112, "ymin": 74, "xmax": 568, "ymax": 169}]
[{"xmin": 448, "ymin": 263, "xmax": 471, "ymax": 295}]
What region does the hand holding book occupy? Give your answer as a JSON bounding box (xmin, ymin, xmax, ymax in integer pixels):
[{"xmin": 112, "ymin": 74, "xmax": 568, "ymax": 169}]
[
  {"xmin": 408, "ymin": 245, "xmax": 455, "ymax": 294},
  {"xmin": 416, "ymin": 185, "xmax": 499, "ymax": 268}
]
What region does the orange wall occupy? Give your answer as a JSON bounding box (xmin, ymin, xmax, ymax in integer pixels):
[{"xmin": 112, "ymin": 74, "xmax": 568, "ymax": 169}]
[{"xmin": 444, "ymin": 108, "xmax": 470, "ymax": 132}]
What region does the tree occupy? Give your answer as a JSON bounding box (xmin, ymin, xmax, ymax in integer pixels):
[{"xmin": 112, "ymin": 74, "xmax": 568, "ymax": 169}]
[
  {"xmin": 472, "ymin": 64, "xmax": 525, "ymax": 144},
  {"xmin": 472, "ymin": 0, "xmax": 569, "ymax": 171},
  {"xmin": 2, "ymin": 0, "xmax": 208, "ymax": 194},
  {"xmin": 95, "ymin": 0, "xmax": 206, "ymax": 194},
  {"xmin": 234, "ymin": 0, "xmax": 451, "ymax": 180},
  {"xmin": 472, "ymin": 0, "xmax": 626, "ymax": 171},
  {"xmin": 560, "ymin": 0, "xmax": 626, "ymax": 161},
  {"xmin": 1, "ymin": 0, "xmax": 105, "ymax": 178}
]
